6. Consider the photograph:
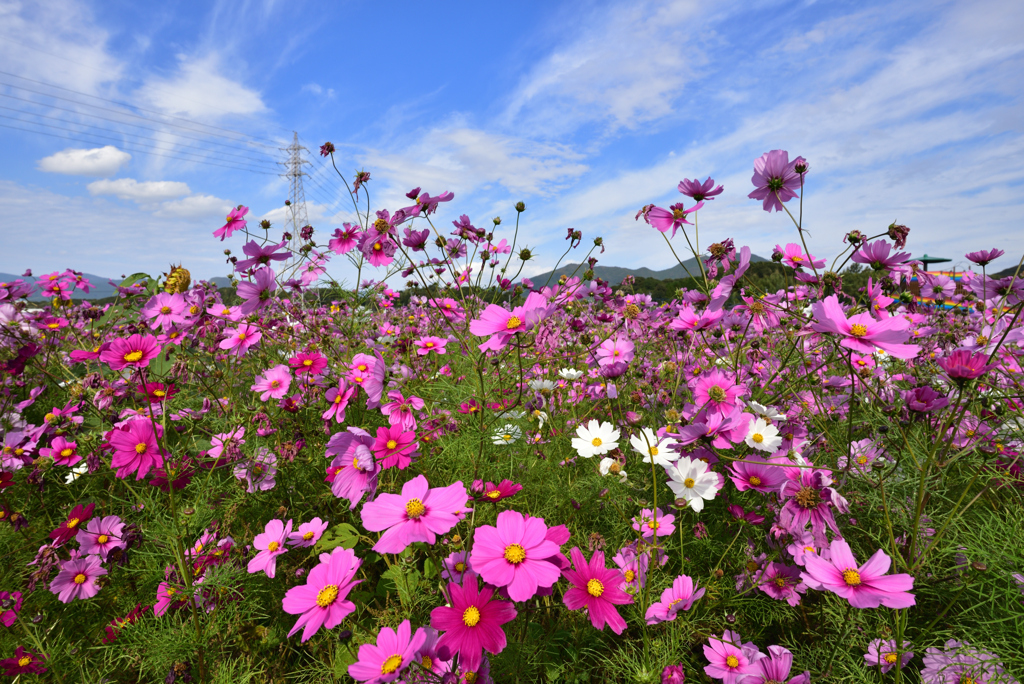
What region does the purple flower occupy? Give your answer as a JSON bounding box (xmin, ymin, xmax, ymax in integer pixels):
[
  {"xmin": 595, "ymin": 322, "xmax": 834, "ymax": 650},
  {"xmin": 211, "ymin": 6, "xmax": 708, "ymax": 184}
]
[
  {"xmin": 903, "ymin": 386, "xmax": 950, "ymax": 413},
  {"xmin": 234, "ymin": 240, "xmax": 292, "ymax": 272},
  {"xmin": 865, "ymin": 639, "xmax": 913, "ymax": 674},
  {"xmin": 678, "ymin": 177, "xmax": 723, "ymax": 202},
  {"xmin": 744, "ymin": 645, "xmax": 809, "ymax": 684},
  {"xmin": 50, "ymin": 556, "xmax": 107, "ymax": 603},
  {"xmin": 851, "ymin": 240, "xmax": 911, "ymax": 272},
  {"xmin": 661, "ymin": 664, "xmax": 685, "ymax": 684},
  {"xmin": 966, "ymin": 248, "xmax": 1005, "ymax": 266},
  {"xmin": 237, "ymin": 267, "xmax": 277, "ymax": 316},
  {"xmin": 76, "ymin": 515, "xmax": 126, "ymax": 561},
  {"xmin": 645, "ymin": 574, "xmax": 704, "ymax": 624},
  {"xmin": 748, "ymin": 150, "xmax": 802, "ymax": 213}
]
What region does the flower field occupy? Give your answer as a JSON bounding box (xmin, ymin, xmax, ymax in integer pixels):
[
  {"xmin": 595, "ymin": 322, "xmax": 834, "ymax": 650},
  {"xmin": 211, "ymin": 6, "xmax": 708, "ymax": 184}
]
[{"xmin": 1, "ymin": 148, "xmax": 1023, "ymax": 683}]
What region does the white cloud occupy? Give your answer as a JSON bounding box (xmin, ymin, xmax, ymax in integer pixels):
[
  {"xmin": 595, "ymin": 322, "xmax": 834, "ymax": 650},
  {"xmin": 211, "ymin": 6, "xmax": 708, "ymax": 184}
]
[
  {"xmin": 136, "ymin": 53, "xmax": 267, "ymax": 119},
  {"xmin": 302, "ymin": 83, "xmax": 336, "ymax": 98},
  {"xmin": 157, "ymin": 194, "xmax": 233, "ymax": 219},
  {"xmin": 87, "ymin": 178, "xmax": 191, "ymax": 203},
  {"xmin": 37, "ymin": 146, "xmax": 131, "ymax": 177}
]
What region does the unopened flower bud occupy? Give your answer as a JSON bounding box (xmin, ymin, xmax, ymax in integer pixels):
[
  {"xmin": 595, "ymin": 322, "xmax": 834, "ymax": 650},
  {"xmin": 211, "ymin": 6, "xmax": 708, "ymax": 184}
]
[
  {"xmin": 492, "ymin": 216, "xmax": 501, "ymax": 225},
  {"xmin": 515, "ymin": 201, "xmax": 526, "ymax": 213}
]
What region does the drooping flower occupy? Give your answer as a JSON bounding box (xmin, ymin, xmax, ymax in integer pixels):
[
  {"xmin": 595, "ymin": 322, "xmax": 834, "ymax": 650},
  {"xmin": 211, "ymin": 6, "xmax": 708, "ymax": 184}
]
[
  {"xmin": 645, "ymin": 574, "xmax": 704, "ymax": 624},
  {"xmin": 748, "ymin": 150, "xmax": 802, "ymax": 213},
  {"xmin": 50, "ymin": 555, "xmax": 107, "ymax": 603},
  {"xmin": 571, "ymin": 420, "xmax": 620, "ymax": 459},
  {"xmin": 757, "ymin": 562, "xmax": 806, "ymax": 607},
  {"xmin": 99, "ymin": 334, "xmax": 161, "ymax": 371},
  {"xmin": 470, "ymin": 510, "xmax": 562, "ymax": 602},
  {"xmin": 966, "ymin": 248, "xmax": 1005, "ymax": 266},
  {"xmin": 665, "ymin": 456, "xmax": 721, "ymax": 513},
  {"xmin": 801, "ymin": 538, "xmax": 915, "ymax": 609},
  {"xmin": 349, "ymin": 619, "xmax": 426, "ymax": 683},
  {"xmin": 646, "ymin": 201, "xmax": 704, "ymax": 237},
  {"xmin": 431, "ymin": 578, "xmax": 517, "ymax": 672},
  {"xmin": 360, "ymin": 475, "xmax": 469, "ymax": 554},
  {"xmin": 865, "ymin": 639, "xmax": 913, "ymax": 674},
  {"xmin": 562, "ymin": 547, "xmax": 633, "ymax": 634},
  {"xmin": 251, "ymin": 364, "xmax": 292, "ymax": 401},
  {"xmin": 108, "ymin": 419, "xmax": 165, "ymax": 480},
  {"xmin": 234, "ymin": 239, "xmax": 291, "ymax": 271},
  {"xmin": 76, "ymin": 515, "xmax": 126, "ymax": 560},
  {"xmin": 283, "ymin": 546, "xmax": 362, "ymax": 643},
  {"xmin": 247, "ymin": 518, "xmax": 292, "ymax": 578},
  {"xmin": 703, "ymin": 630, "xmax": 763, "ymax": 684},
  {"xmin": 214, "ymin": 205, "xmax": 248, "ymax": 241},
  {"xmin": 349, "ymin": 353, "xmax": 386, "ymax": 409},
  {"xmin": 0, "ymin": 590, "xmax": 23, "ymax": 627},
  {"xmin": 325, "ymin": 428, "xmax": 379, "ymax": 509}
]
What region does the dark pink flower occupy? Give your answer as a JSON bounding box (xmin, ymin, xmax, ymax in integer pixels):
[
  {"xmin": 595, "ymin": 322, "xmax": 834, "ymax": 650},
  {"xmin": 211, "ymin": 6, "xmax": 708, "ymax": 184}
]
[
  {"xmin": 237, "ymin": 267, "xmax": 276, "ymax": 315},
  {"xmin": 323, "ymin": 380, "xmax": 357, "ymax": 424},
  {"xmin": 430, "ymin": 578, "xmax": 517, "ymax": 671},
  {"xmin": 50, "ymin": 503, "xmax": 95, "ymax": 545},
  {"xmin": 108, "ymin": 419, "xmax": 164, "ymax": 480},
  {"xmin": 99, "ymin": 334, "xmax": 161, "ymax": 371},
  {"xmin": 562, "ymin": 547, "xmax": 633, "ymax": 634},
  {"xmin": 966, "ymin": 248, "xmax": 1004, "ymax": 266},
  {"xmin": 936, "ymin": 349, "xmax": 997, "ymax": 383},
  {"xmin": 349, "ymin": 619, "xmax": 425, "ymax": 683},
  {"xmin": 214, "ymin": 205, "xmax": 248, "ymax": 241},
  {"xmin": 219, "ymin": 324, "xmax": 262, "ymax": 357},
  {"xmin": 646, "ymin": 201, "xmax": 704, "ymax": 237},
  {"xmin": 329, "ymin": 224, "xmax": 361, "ymax": 254},
  {"xmin": 283, "ymin": 547, "xmax": 361, "ymax": 642},
  {"xmin": 372, "ymin": 425, "xmax": 418, "ymax": 470},
  {"xmin": 288, "ymin": 351, "xmax": 327, "ymax": 376}
]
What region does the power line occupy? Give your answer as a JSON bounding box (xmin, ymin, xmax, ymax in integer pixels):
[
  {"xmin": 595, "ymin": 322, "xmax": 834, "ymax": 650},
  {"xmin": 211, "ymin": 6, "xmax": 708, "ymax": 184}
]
[
  {"xmin": 0, "ymin": 101, "xmax": 280, "ymax": 169},
  {"xmin": 0, "ymin": 76, "xmax": 280, "ymax": 149},
  {"xmin": 0, "ymin": 120, "xmax": 277, "ymax": 175}
]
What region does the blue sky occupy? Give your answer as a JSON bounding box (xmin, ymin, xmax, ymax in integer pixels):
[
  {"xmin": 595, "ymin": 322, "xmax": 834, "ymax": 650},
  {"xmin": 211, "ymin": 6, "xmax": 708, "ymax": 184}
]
[{"xmin": 1, "ymin": 0, "xmax": 1022, "ymax": 283}]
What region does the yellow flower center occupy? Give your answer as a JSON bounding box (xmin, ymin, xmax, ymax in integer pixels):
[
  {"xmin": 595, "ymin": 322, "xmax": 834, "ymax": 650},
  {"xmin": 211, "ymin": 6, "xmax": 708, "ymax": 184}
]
[
  {"xmin": 135, "ymin": 443, "xmax": 148, "ymax": 454},
  {"xmin": 752, "ymin": 433, "xmax": 764, "ymax": 443},
  {"xmin": 421, "ymin": 656, "xmax": 433, "ymax": 669},
  {"xmin": 67, "ymin": 517, "xmax": 80, "ymax": 529},
  {"xmin": 465, "ymin": 673, "xmax": 478, "ymax": 684},
  {"xmin": 160, "ymin": 306, "xmax": 171, "ymax": 314},
  {"xmin": 455, "ymin": 562, "xmax": 466, "ymax": 572},
  {"xmin": 842, "ymin": 569, "xmax": 862, "ymax": 586},
  {"xmin": 884, "ymin": 653, "xmax": 898, "ymax": 664},
  {"xmin": 624, "ymin": 569, "xmax": 635, "ymax": 582},
  {"xmin": 386, "ymin": 439, "xmax": 398, "ymax": 450},
  {"xmin": 18, "ymin": 656, "xmax": 32, "ymax": 667},
  {"xmin": 749, "ymin": 476, "xmax": 762, "ymax": 486},
  {"xmin": 97, "ymin": 535, "xmax": 109, "ymax": 544},
  {"xmin": 486, "ymin": 490, "xmax": 501, "ymax": 499},
  {"xmin": 857, "ymin": 455, "xmax": 868, "ymax": 464},
  {"xmin": 73, "ymin": 573, "xmax": 87, "ymax": 584},
  {"xmin": 649, "ymin": 447, "xmax": 659, "ymax": 456},
  {"xmin": 302, "ymin": 358, "xmax": 313, "ymax": 366},
  {"xmin": 405, "ymin": 498, "xmax": 426, "ymax": 519},
  {"xmin": 380, "ymin": 654, "xmax": 403, "ymax": 674},
  {"xmin": 504, "ymin": 543, "xmax": 526, "ymax": 564},
  {"xmin": 425, "ymin": 341, "xmax": 434, "ymax": 347},
  {"xmin": 124, "ymin": 350, "xmax": 144, "ymax": 363},
  {"xmin": 60, "ymin": 448, "xmax": 73, "ymax": 458},
  {"xmin": 683, "ymin": 478, "xmax": 695, "ymax": 488},
  {"xmin": 463, "ymin": 605, "xmax": 481, "ymax": 626},
  {"xmin": 303, "ymin": 531, "xmax": 315, "ymax": 540},
  {"xmin": 774, "ymin": 576, "xmax": 787, "ymax": 588},
  {"xmin": 850, "ymin": 323, "xmax": 868, "ymax": 337},
  {"xmin": 267, "ymin": 541, "xmax": 280, "ymax": 552},
  {"xmin": 591, "ymin": 437, "xmax": 603, "ymax": 447},
  {"xmin": 726, "ymin": 655, "xmax": 740, "ymax": 668},
  {"xmin": 154, "ymin": 390, "xmax": 166, "ymax": 397},
  {"xmin": 586, "ymin": 579, "xmax": 604, "ymax": 597},
  {"xmin": 316, "ymin": 584, "xmax": 339, "ymax": 607},
  {"xmin": 506, "ymin": 316, "xmax": 522, "ymax": 330},
  {"xmin": 238, "ymin": 332, "xmax": 247, "ymax": 340}
]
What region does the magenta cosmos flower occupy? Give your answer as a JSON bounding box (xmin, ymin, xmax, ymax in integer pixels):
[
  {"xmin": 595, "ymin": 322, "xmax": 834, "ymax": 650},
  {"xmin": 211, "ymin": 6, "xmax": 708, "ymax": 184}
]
[
  {"xmin": 595, "ymin": 335, "xmax": 634, "ymax": 367},
  {"xmin": 778, "ymin": 466, "xmax": 844, "ymax": 545},
  {"xmin": 141, "ymin": 292, "xmax": 187, "ymax": 330},
  {"xmin": 326, "ymin": 428, "xmax": 378, "ymax": 509},
  {"xmin": 632, "ymin": 508, "xmax": 675, "ymax": 541},
  {"xmin": 645, "ymin": 573, "xmax": 704, "ymax": 624},
  {"xmin": 936, "ymin": 349, "xmax": 997, "ymax": 383},
  {"xmin": 214, "ymin": 205, "xmax": 248, "ymax": 241},
  {"xmin": 728, "ymin": 456, "xmax": 788, "ymax": 494},
  {"xmin": 323, "ymin": 380, "xmax": 357, "ymax": 424},
  {"xmin": 693, "ymin": 369, "xmax": 746, "ymax": 417},
  {"xmin": 430, "ymin": 578, "xmax": 517, "ymax": 671},
  {"xmin": 562, "ymin": 547, "xmax": 633, "ymax": 634},
  {"xmin": 349, "ymin": 619, "xmax": 426, "ymax": 683},
  {"xmin": 219, "ymin": 324, "xmax": 262, "ymax": 357},
  {"xmin": 470, "ymin": 510, "xmax": 563, "ymax": 602},
  {"xmin": 42, "ymin": 435, "xmax": 81, "ymax": 466},
  {"xmin": 745, "ymin": 645, "xmax": 809, "ymax": 684},
  {"xmin": 865, "ymin": 638, "xmax": 913, "ymax": 673},
  {"xmin": 704, "ymin": 630, "xmax": 764, "ymax": 684},
  {"xmin": 289, "ymin": 350, "xmax": 328, "ymax": 376},
  {"xmin": 360, "ymin": 475, "xmax": 469, "ymax": 554},
  {"xmin": 678, "ymin": 176, "xmax": 723, "ymax": 201},
  {"xmin": 851, "ymin": 240, "xmax": 911, "ymax": 272},
  {"xmin": 108, "ymin": 419, "xmax": 164, "ymax": 480},
  {"xmin": 468, "ymin": 292, "xmax": 550, "ymax": 353},
  {"xmin": 234, "ymin": 239, "xmax": 291, "ymax": 271},
  {"xmin": 646, "ymin": 201, "xmax": 704, "ymax": 238},
  {"xmin": 810, "ymin": 295, "xmax": 920, "ymax": 359},
  {"xmin": 414, "ymin": 336, "xmax": 447, "ymax": 356},
  {"xmin": 349, "ymin": 353, "xmax": 385, "ymax": 409},
  {"xmin": 372, "ymin": 425, "xmax": 417, "ymax": 470},
  {"xmin": 237, "ymin": 267, "xmax": 276, "ymax": 316},
  {"xmin": 50, "ymin": 555, "xmax": 107, "ymax": 603},
  {"xmin": 99, "ymin": 334, "xmax": 161, "ymax": 371},
  {"xmin": 758, "ymin": 562, "xmax": 806, "ymax": 607},
  {"xmin": 247, "ymin": 518, "xmax": 292, "ymax": 578},
  {"xmin": 966, "ymin": 248, "xmax": 1005, "ymax": 266},
  {"xmin": 251, "ymin": 364, "xmax": 291, "ymax": 401},
  {"xmin": 283, "ymin": 547, "xmax": 361, "ymax": 642},
  {"xmin": 76, "ymin": 515, "xmax": 126, "ymax": 560},
  {"xmin": 748, "ymin": 150, "xmax": 802, "ymax": 213},
  {"xmin": 1, "ymin": 646, "xmax": 47, "ymax": 676},
  {"xmin": 776, "ymin": 243, "xmax": 825, "ymax": 270},
  {"xmin": 50, "ymin": 502, "xmax": 95, "ymax": 545},
  {"xmin": 801, "ymin": 538, "xmax": 915, "ymax": 609},
  {"xmin": 381, "ymin": 391, "xmax": 424, "ymax": 432}
]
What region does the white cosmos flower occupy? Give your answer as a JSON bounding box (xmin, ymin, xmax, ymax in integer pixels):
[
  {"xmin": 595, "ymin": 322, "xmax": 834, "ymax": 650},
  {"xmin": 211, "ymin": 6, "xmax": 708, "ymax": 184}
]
[
  {"xmin": 558, "ymin": 368, "xmax": 584, "ymax": 380},
  {"xmin": 744, "ymin": 400, "xmax": 787, "ymax": 422},
  {"xmin": 745, "ymin": 418, "xmax": 782, "ymax": 452},
  {"xmin": 571, "ymin": 420, "xmax": 620, "ymax": 458},
  {"xmin": 599, "ymin": 456, "xmax": 627, "ymax": 482},
  {"xmin": 665, "ymin": 456, "xmax": 720, "ymax": 513},
  {"xmin": 629, "ymin": 427, "xmax": 679, "ymax": 467},
  {"xmin": 491, "ymin": 424, "xmax": 522, "ymax": 446},
  {"xmin": 65, "ymin": 462, "xmax": 89, "ymax": 484},
  {"xmin": 529, "ymin": 379, "xmax": 557, "ymax": 392},
  {"xmin": 530, "ymin": 409, "xmax": 549, "ymax": 429}
]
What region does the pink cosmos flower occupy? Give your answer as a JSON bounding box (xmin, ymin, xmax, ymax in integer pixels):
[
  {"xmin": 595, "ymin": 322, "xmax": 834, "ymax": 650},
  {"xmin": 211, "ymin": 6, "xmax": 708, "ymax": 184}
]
[
  {"xmin": 108, "ymin": 419, "xmax": 165, "ymax": 480},
  {"xmin": 430, "ymin": 579, "xmax": 517, "ymax": 671},
  {"xmin": 380, "ymin": 391, "xmax": 424, "ymax": 432},
  {"xmin": 703, "ymin": 630, "xmax": 764, "ymax": 684},
  {"xmin": 372, "ymin": 425, "xmax": 418, "ymax": 470},
  {"xmin": 562, "ymin": 547, "xmax": 633, "ymax": 634},
  {"xmin": 693, "ymin": 369, "xmax": 746, "ymax": 417},
  {"xmin": 414, "ymin": 336, "xmax": 448, "ymax": 356},
  {"xmin": 219, "ymin": 324, "xmax": 262, "ymax": 358},
  {"xmin": 76, "ymin": 515, "xmax": 126, "ymax": 560},
  {"xmin": 595, "ymin": 335, "xmax": 635, "ymax": 367},
  {"xmin": 323, "ymin": 380, "xmax": 357, "ymax": 424},
  {"xmin": 237, "ymin": 267, "xmax": 276, "ymax": 315},
  {"xmin": 632, "ymin": 508, "xmax": 675, "ymax": 541},
  {"xmin": 728, "ymin": 456, "xmax": 788, "ymax": 494},
  {"xmin": 851, "ymin": 240, "xmax": 911, "ymax": 272},
  {"xmin": 470, "ymin": 510, "xmax": 562, "ymax": 602},
  {"xmin": 936, "ymin": 349, "xmax": 997, "ymax": 383},
  {"xmin": 646, "ymin": 201, "xmax": 704, "ymax": 238},
  {"xmin": 234, "ymin": 239, "xmax": 291, "ymax": 272},
  {"xmin": 289, "ymin": 518, "xmax": 329, "ymax": 548},
  {"xmin": 326, "ymin": 428, "xmax": 379, "ymax": 509},
  {"xmin": 966, "ymin": 248, "xmax": 1005, "ymax": 266},
  {"xmin": 669, "ymin": 303, "xmax": 725, "ymax": 332},
  {"xmin": 775, "ymin": 243, "xmax": 825, "ymax": 270},
  {"xmin": 50, "ymin": 555, "xmax": 107, "ymax": 603},
  {"xmin": 234, "ymin": 448, "xmax": 278, "ymax": 492},
  {"xmin": 810, "ymin": 295, "xmax": 920, "ymax": 359},
  {"xmin": 744, "ymin": 645, "xmax": 809, "ymax": 684},
  {"xmin": 865, "ymin": 639, "xmax": 913, "ymax": 674},
  {"xmin": 360, "ymin": 229, "xmax": 397, "ymax": 268},
  {"xmin": 349, "ymin": 619, "xmax": 426, "ymax": 683},
  {"xmin": 778, "ymin": 466, "xmax": 845, "ymax": 545},
  {"xmin": 247, "ymin": 518, "xmax": 292, "ymax": 578},
  {"xmin": 283, "ymin": 547, "xmax": 361, "ymax": 642},
  {"xmin": 645, "ymin": 574, "xmax": 704, "ymax": 624},
  {"xmin": 329, "ymin": 224, "xmax": 360, "ymax": 254},
  {"xmin": 468, "ymin": 292, "xmax": 550, "ymax": 353},
  {"xmin": 757, "ymin": 562, "xmax": 806, "ymax": 607},
  {"xmin": 613, "ymin": 546, "xmax": 649, "ymax": 591},
  {"xmin": 748, "ymin": 149, "xmax": 802, "ymax": 213},
  {"xmin": 477, "ymin": 479, "xmax": 523, "ymax": 503},
  {"xmin": 214, "ymin": 205, "xmax": 248, "ymax": 241},
  {"xmin": 349, "ymin": 353, "xmax": 385, "ymax": 409},
  {"xmin": 288, "ymin": 351, "xmax": 327, "ymax": 376},
  {"xmin": 42, "ymin": 435, "xmax": 81, "ymax": 466},
  {"xmin": 801, "ymin": 539, "xmax": 915, "ymax": 609},
  {"xmin": 100, "ymin": 334, "xmax": 161, "ymax": 371},
  {"xmin": 442, "ymin": 550, "xmax": 474, "ymax": 584},
  {"xmin": 678, "ymin": 177, "xmax": 723, "ymax": 201},
  {"xmin": 360, "ymin": 474, "xmax": 469, "ymax": 554},
  {"xmin": 209, "ymin": 427, "xmax": 244, "ymax": 460},
  {"xmin": 141, "ymin": 292, "xmax": 187, "ymax": 330},
  {"xmin": 251, "ymin": 364, "xmax": 292, "ymax": 401}
]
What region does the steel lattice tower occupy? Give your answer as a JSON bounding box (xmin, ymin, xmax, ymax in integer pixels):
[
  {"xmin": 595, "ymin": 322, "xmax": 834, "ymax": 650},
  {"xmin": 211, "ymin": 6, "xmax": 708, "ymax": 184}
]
[{"xmin": 280, "ymin": 131, "xmax": 310, "ymax": 273}]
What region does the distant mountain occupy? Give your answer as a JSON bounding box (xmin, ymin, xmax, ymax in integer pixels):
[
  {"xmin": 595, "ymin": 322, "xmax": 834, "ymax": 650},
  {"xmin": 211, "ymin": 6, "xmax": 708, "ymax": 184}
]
[
  {"xmin": 991, "ymin": 262, "xmax": 1024, "ymax": 279},
  {"xmin": 525, "ymin": 254, "xmax": 769, "ymax": 287},
  {"xmin": 0, "ymin": 272, "xmax": 232, "ymax": 301}
]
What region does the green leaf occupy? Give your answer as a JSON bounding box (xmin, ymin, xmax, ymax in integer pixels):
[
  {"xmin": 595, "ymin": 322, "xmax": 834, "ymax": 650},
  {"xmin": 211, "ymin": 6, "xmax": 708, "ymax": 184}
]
[
  {"xmin": 423, "ymin": 557, "xmax": 438, "ymax": 579},
  {"xmin": 119, "ymin": 272, "xmax": 153, "ymax": 288},
  {"xmin": 315, "ymin": 522, "xmax": 359, "ymax": 552}
]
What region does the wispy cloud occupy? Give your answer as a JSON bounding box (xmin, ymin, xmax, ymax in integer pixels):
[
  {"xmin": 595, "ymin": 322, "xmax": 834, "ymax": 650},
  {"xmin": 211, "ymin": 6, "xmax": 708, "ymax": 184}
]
[
  {"xmin": 136, "ymin": 53, "xmax": 267, "ymax": 120},
  {"xmin": 37, "ymin": 146, "xmax": 130, "ymax": 176}
]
